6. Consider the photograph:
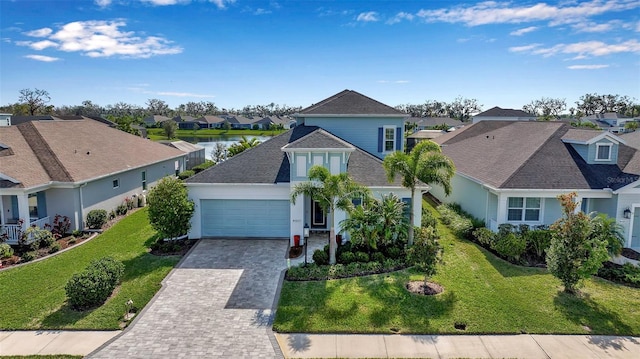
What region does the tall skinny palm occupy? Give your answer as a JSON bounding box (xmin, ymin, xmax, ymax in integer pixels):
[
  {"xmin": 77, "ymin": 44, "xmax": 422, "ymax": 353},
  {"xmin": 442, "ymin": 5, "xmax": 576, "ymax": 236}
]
[
  {"xmin": 291, "ymin": 165, "xmax": 370, "ymax": 264},
  {"xmin": 383, "ymin": 140, "xmax": 455, "ymax": 246}
]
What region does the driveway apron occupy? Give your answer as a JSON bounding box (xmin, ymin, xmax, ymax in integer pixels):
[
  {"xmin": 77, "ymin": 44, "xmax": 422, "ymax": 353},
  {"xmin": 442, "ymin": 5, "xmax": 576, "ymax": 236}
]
[{"xmin": 89, "ymin": 239, "xmax": 289, "ymax": 359}]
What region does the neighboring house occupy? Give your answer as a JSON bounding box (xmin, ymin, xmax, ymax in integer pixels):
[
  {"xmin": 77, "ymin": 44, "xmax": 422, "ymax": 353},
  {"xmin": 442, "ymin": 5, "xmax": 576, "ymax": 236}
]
[
  {"xmin": 406, "ymin": 117, "xmax": 464, "ymax": 131},
  {"xmin": 430, "ymin": 120, "xmax": 640, "ymax": 250},
  {"xmin": 0, "ymin": 114, "xmax": 12, "ymax": 127},
  {"xmin": 161, "ymin": 140, "xmax": 206, "ymax": 169},
  {"xmin": 472, "ymin": 107, "xmax": 536, "ymax": 123},
  {"xmin": 406, "ymin": 130, "xmax": 446, "ymax": 151},
  {"xmin": 143, "ymin": 115, "xmax": 171, "ymax": 127},
  {"xmin": 582, "ymin": 113, "xmax": 635, "ymax": 134},
  {"xmin": 186, "ymin": 90, "xmax": 424, "ymax": 244},
  {"xmin": 10, "ymin": 115, "xmax": 116, "ymax": 128},
  {"xmin": 0, "ymin": 119, "xmax": 186, "ymax": 243},
  {"xmin": 197, "ymin": 115, "xmax": 226, "ymax": 129}
]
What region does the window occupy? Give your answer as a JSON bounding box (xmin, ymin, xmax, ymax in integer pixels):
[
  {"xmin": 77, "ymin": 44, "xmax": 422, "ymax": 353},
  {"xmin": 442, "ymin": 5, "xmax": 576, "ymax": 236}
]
[
  {"xmin": 296, "ymin": 155, "xmax": 307, "ymax": 177},
  {"xmin": 595, "ymin": 143, "xmax": 612, "ymax": 161},
  {"xmin": 507, "ymin": 197, "xmax": 540, "ymax": 222},
  {"xmin": 141, "ymin": 171, "xmax": 147, "ymax": 191},
  {"xmin": 402, "ymin": 198, "xmax": 412, "ymax": 219},
  {"xmin": 384, "ymin": 126, "xmax": 396, "ymax": 152},
  {"xmin": 28, "ymin": 194, "xmax": 38, "ymax": 218},
  {"xmin": 112, "ymin": 179, "xmax": 120, "ymax": 189},
  {"xmin": 330, "ymin": 156, "xmax": 340, "ymax": 175}
]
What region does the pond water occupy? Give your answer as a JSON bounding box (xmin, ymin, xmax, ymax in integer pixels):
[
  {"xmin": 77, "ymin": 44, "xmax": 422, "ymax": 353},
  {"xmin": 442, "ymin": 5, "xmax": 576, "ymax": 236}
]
[{"xmin": 177, "ymin": 135, "xmax": 272, "ymax": 160}]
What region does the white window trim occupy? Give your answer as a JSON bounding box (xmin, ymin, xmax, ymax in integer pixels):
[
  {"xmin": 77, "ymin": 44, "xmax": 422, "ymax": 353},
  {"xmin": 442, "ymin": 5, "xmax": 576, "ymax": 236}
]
[
  {"xmin": 595, "ymin": 143, "xmax": 612, "ymax": 161},
  {"xmin": 113, "ymin": 178, "xmax": 120, "ymax": 189},
  {"xmin": 507, "ymin": 197, "xmax": 542, "ymax": 223},
  {"xmin": 383, "ymin": 125, "xmax": 396, "ymax": 153}
]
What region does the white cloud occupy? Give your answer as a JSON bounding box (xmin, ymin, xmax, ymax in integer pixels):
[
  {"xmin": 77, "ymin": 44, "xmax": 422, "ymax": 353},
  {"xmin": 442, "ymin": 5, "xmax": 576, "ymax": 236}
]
[
  {"xmin": 24, "ymin": 28, "xmax": 52, "ymax": 37},
  {"xmin": 139, "ymin": 0, "xmax": 234, "ymax": 8},
  {"xmin": 94, "ymin": 0, "xmax": 112, "ymax": 7},
  {"xmin": 254, "ymin": 8, "xmax": 272, "ymax": 15},
  {"xmin": 512, "ymin": 39, "xmax": 640, "ymax": 58},
  {"xmin": 508, "ymin": 43, "xmax": 541, "ymax": 52},
  {"xmin": 356, "ymin": 11, "xmax": 379, "ymax": 22},
  {"xmin": 386, "ymin": 12, "xmax": 414, "ymax": 25},
  {"xmin": 636, "ymin": 21, "xmax": 640, "ymax": 31},
  {"xmin": 416, "ymin": 0, "xmax": 639, "ymax": 27},
  {"xmin": 25, "ymin": 54, "xmax": 61, "ymax": 62},
  {"xmin": 571, "ymin": 20, "xmax": 621, "ymax": 33},
  {"xmin": 510, "ymin": 26, "xmax": 538, "ymax": 36},
  {"xmin": 567, "ymin": 64, "xmax": 610, "ymax": 70},
  {"xmin": 18, "ymin": 20, "xmax": 182, "ymax": 59}
]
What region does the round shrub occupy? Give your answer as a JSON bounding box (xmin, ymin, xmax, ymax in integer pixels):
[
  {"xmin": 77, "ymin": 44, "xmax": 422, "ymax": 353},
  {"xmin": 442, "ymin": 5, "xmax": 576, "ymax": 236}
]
[
  {"xmin": 372, "ymin": 252, "xmax": 386, "ymax": 264},
  {"xmin": 49, "ymin": 242, "xmax": 61, "ymax": 253},
  {"xmin": 473, "ymin": 227, "xmax": 495, "ymax": 247},
  {"xmin": 86, "ymin": 209, "xmax": 108, "ymax": 229},
  {"xmin": 338, "ymin": 251, "xmax": 356, "ymax": 264},
  {"xmin": 355, "ymin": 251, "xmax": 369, "ymax": 263},
  {"xmin": 385, "ymin": 246, "xmax": 403, "ymax": 259},
  {"xmin": 20, "ymin": 251, "xmax": 37, "ymax": 262},
  {"xmin": 0, "ymin": 243, "xmax": 14, "ymax": 259},
  {"xmin": 65, "ymin": 257, "xmax": 124, "ymax": 310},
  {"xmin": 312, "ymin": 249, "xmax": 329, "ymax": 265},
  {"xmin": 493, "ymin": 232, "xmax": 526, "ymax": 262}
]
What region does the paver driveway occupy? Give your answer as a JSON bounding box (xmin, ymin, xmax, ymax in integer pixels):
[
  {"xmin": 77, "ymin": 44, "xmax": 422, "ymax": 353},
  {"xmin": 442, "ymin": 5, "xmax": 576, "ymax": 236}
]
[{"xmin": 90, "ymin": 239, "xmax": 289, "ymax": 359}]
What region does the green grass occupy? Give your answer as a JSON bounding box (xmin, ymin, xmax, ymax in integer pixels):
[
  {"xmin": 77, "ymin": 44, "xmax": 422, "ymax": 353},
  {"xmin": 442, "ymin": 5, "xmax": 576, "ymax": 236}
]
[
  {"xmin": 0, "ymin": 209, "xmax": 180, "ymax": 330},
  {"xmin": 273, "ymin": 200, "xmax": 640, "ymax": 335},
  {"xmin": 146, "ymin": 128, "xmax": 285, "ymax": 140}
]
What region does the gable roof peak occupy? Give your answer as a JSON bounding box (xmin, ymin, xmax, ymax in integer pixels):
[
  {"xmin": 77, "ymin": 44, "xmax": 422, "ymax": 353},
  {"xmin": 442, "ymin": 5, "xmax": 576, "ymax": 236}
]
[{"xmin": 297, "ymin": 89, "xmax": 405, "ymax": 116}]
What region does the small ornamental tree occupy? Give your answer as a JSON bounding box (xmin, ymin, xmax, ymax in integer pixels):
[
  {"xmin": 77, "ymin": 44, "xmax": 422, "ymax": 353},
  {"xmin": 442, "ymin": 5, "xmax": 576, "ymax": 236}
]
[
  {"xmin": 147, "ymin": 177, "xmax": 195, "ymax": 241},
  {"xmin": 546, "ymin": 192, "xmax": 609, "ymax": 294}
]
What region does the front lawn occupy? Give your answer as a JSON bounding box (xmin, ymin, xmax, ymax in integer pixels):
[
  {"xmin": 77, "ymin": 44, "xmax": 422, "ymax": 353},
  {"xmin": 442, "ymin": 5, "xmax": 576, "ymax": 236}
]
[
  {"xmin": 273, "ymin": 201, "xmax": 640, "ymax": 335},
  {"xmin": 0, "ymin": 209, "xmax": 180, "ymax": 330}
]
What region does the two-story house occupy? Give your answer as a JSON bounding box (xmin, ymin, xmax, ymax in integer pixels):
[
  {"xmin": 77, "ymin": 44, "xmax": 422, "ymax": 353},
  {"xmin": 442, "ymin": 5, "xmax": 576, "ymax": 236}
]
[
  {"xmin": 430, "ymin": 120, "xmax": 640, "ymax": 251},
  {"xmin": 185, "ymin": 90, "xmax": 426, "ymax": 244}
]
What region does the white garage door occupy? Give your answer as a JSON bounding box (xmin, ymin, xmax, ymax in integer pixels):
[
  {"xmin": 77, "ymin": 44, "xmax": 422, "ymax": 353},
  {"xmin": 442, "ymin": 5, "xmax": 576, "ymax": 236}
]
[{"xmin": 201, "ymin": 199, "xmax": 290, "ymax": 238}]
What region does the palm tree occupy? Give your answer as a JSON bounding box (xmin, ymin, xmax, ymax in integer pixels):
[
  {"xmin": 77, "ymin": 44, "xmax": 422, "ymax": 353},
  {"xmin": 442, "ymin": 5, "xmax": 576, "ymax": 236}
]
[
  {"xmin": 383, "ymin": 140, "xmax": 455, "ymax": 246},
  {"xmin": 291, "ymin": 165, "xmax": 370, "ymax": 264}
]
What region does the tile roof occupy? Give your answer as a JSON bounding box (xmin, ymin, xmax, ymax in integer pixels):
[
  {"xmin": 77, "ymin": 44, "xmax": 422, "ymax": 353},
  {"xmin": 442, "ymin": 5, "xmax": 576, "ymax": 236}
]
[
  {"xmin": 435, "ymin": 121, "xmax": 640, "ymax": 190},
  {"xmin": 297, "ymin": 90, "xmax": 405, "ymax": 116},
  {"xmin": 186, "ymin": 125, "xmax": 403, "ymax": 187},
  {"xmin": 0, "ymin": 119, "xmax": 185, "ymax": 189},
  {"xmin": 475, "ymin": 106, "xmax": 535, "ymax": 118}
]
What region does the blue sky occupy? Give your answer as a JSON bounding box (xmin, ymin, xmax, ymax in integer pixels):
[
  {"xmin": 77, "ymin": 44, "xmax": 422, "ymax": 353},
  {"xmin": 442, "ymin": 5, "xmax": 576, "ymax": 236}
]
[{"xmin": 1, "ymin": 0, "xmax": 639, "ymax": 112}]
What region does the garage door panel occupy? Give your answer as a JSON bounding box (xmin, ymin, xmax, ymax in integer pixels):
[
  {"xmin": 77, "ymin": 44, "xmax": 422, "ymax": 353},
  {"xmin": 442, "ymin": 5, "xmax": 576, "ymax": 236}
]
[{"xmin": 201, "ymin": 199, "xmax": 289, "ymax": 238}]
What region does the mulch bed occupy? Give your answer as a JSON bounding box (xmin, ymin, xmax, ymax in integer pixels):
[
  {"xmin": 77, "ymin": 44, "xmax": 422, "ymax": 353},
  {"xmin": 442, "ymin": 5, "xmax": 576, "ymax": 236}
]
[
  {"xmin": 0, "ymin": 234, "xmax": 91, "ymax": 269},
  {"xmin": 406, "ymin": 280, "xmax": 444, "ymax": 296},
  {"xmin": 149, "ymin": 239, "xmax": 197, "ymax": 256},
  {"xmin": 622, "ymin": 248, "xmax": 640, "ymax": 261},
  {"xmin": 289, "ymin": 246, "xmax": 303, "ymax": 259}
]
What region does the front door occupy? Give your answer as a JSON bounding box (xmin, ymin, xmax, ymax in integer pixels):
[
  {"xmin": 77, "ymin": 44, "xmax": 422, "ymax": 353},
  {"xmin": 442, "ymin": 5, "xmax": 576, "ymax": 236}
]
[
  {"xmin": 311, "ymin": 201, "xmax": 326, "ymax": 229},
  {"xmin": 632, "ymin": 209, "xmax": 640, "ymax": 248}
]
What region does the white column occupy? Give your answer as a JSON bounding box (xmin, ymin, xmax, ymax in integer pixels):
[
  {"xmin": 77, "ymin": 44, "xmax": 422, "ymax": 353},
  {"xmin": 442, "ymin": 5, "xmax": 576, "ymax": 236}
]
[
  {"xmin": 412, "ymin": 189, "xmax": 422, "ymax": 227},
  {"xmin": 17, "ymin": 194, "xmax": 30, "ymax": 231},
  {"xmin": 496, "ymin": 193, "xmax": 508, "ymax": 228},
  {"xmin": 0, "ymin": 196, "xmax": 4, "ymax": 226},
  {"xmin": 290, "ymin": 191, "xmax": 304, "ymax": 246}
]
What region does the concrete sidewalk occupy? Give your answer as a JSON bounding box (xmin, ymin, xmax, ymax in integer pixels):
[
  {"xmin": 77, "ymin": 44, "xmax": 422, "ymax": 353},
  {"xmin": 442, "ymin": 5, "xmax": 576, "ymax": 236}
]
[
  {"xmin": 0, "ymin": 330, "xmax": 119, "ymax": 356},
  {"xmin": 276, "ymin": 333, "xmax": 640, "ymax": 359}
]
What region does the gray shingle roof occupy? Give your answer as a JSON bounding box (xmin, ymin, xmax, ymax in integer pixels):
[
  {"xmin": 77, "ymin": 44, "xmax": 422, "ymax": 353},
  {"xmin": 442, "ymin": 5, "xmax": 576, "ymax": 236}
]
[
  {"xmin": 298, "ymin": 90, "xmax": 405, "ymax": 116},
  {"xmin": 436, "ymin": 121, "xmax": 640, "ymax": 190},
  {"xmin": 283, "ymin": 129, "xmax": 354, "ymax": 149},
  {"xmin": 186, "ymin": 125, "xmax": 403, "ymax": 187},
  {"xmin": 475, "ymin": 106, "xmax": 534, "ymax": 118}
]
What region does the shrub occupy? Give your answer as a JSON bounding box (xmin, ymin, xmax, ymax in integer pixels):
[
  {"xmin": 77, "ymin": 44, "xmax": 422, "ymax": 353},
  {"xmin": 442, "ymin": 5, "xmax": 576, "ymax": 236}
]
[
  {"xmin": 338, "ymin": 251, "xmax": 356, "ymax": 264},
  {"xmin": 109, "ymin": 210, "xmax": 117, "ymax": 220},
  {"xmin": 192, "ymin": 160, "xmax": 215, "ymax": 174},
  {"xmin": 116, "ymin": 204, "xmax": 128, "ymax": 216},
  {"xmin": 437, "ymin": 203, "xmax": 479, "ymax": 239},
  {"xmin": 421, "ymin": 207, "xmax": 438, "ymax": 228},
  {"xmin": 312, "ymin": 249, "xmax": 329, "ymax": 265},
  {"xmin": 0, "ymin": 243, "xmax": 14, "ymax": 258},
  {"xmin": 49, "ymin": 242, "xmax": 61, "ymax": 253},
  {"xmin": 178, "ymin": 170, "xmax": 195, "ymax": 180},
  {"xmin": 524, "ymin": 229, "xmax": 552, "ymax": 259},
  {"xmin": 86, "ymin": 209, "xmax": 108, "ymax": 229},
  {"xmin": 65, "ymin": 257, "xmax": 124, "ymax": 310},
  {"xmin": 68, "ymin": 236, "xmax": 77, "ymax": 245},
  {"xmin": 354, "ymin": 251, "xmax": 370, "ymax": 263},
  {"xmin": 125, "ymin": 197, "xmax": 135, "ymax": 210},
  {"xmin": 406, "ymin": 226, "xmax": 442, "ymax": 277},
  {"xmin": 52, "ymin": 214, "xmax": 71, "ymax": 236},
  {"xmin": 147, "ymin": 177, "xmax": 195, "ymax": 240},
  {"xmin": 598, "ymin": 262, "xmax": 640, "ymax": 287},
  {"xmin": 492, "ymin": 232, "xmax": 527, "ymax": 262},
  {"xmin": 20, "ymin": 251, "xmax": 36, "ymax": 262},
  {"xmin": 473, "ymin": 227, "xmax": 495, "ymax": 247},
  {"xmin": 372, "ymin": 252, "xmax": 386, "ymax": 263},
  {"xmin": 72, "ymin": 229, "xmax": 83, "ymax": 237},
  {"xmin": 385, "ymin": 246, "xmax": 404, "ymax": 260}
]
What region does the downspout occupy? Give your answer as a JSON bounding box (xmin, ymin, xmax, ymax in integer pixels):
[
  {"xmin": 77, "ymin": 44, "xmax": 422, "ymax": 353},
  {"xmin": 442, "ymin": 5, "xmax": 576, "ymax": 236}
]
[{"xmin": 79, "ymin": 183, "xmax": 87, "ymax": 231}]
